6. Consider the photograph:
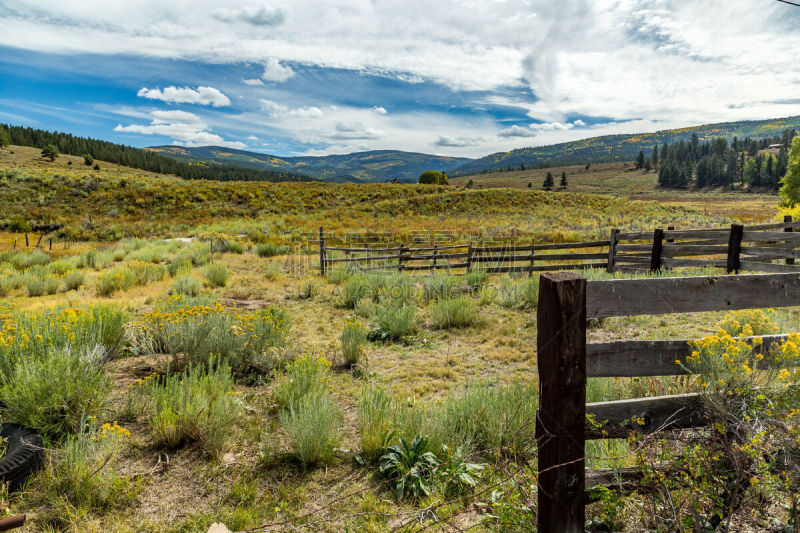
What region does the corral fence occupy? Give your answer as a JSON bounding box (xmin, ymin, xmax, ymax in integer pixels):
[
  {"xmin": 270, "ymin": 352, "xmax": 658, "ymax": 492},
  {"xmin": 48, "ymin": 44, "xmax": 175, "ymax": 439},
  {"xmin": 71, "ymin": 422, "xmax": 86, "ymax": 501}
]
[
  {"xmin": 318, "ymin": 215, "xmax": 800, "ymax": 276},
  {"xmin": 536, "ymin": 271, "xmax": 800, "ymax": 531}
]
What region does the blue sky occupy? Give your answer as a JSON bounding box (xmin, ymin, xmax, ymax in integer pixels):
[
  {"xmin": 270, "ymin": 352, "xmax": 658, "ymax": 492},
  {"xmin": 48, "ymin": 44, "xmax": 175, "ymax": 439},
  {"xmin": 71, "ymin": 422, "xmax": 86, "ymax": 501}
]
[{"xmin": 1, "ymin": 1, "xmax": 800, "ymax": 158}]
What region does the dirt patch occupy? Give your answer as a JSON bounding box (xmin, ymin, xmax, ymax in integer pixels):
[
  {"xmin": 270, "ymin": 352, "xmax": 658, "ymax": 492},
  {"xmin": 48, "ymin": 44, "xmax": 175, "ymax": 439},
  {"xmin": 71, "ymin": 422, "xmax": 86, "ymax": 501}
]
[{"xmin": 220, "ymin": 298, "xmax": 278, "ymax": 310}]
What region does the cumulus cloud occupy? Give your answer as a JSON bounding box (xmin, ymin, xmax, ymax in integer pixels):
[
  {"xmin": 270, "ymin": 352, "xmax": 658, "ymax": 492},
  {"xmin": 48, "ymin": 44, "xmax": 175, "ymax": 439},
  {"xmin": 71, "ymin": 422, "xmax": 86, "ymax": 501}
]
[
  {"xmin": 114, "ymin": 110, "xmax": 245, "ymax": 148},
  {"xmin": 329, "ymin": 122, "xmax": 385, "ymax": 140},
  {"xmin": 212, "ymin": 5, "xmax": 285, "ymax": 26},
  {"xmin": 371, "ymin": 106, "xmax": 388, "ymax": 115},
  {"xmin": 498, "ymin": 120, "xmax": 587, "ymax": 137},
  {"xmin": 137, "ymin": 86, "xmax": 231, "ymax": 107},
  {"xmin": 243, "ymin": 78, "xmax": 264, "ymax": 86},
  {"xmin": 261, "ymin": 58, "xmax": 294, "ymax": 83},
  {"xmin": 434, "ymin": 135, "xmax": 484, "ymax": 147}
]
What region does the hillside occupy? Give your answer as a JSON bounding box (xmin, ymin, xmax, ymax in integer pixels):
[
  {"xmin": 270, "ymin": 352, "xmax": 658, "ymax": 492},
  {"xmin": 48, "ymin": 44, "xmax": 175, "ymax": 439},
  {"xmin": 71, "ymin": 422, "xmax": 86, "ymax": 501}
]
[
  {"xmin": 451, "ymin": 116, "xmax": 800, "ymax": 175},
  {"xmin": 146, "ymin": 146, "xmax": 472, "ymax": 183}
]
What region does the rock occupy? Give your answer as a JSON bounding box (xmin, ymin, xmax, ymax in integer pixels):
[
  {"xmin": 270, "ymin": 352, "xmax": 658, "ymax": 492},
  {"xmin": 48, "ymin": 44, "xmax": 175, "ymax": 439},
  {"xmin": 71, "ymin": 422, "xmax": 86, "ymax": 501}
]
[{"xmin": 208, "ymin": 523, "xmax": 232, "ymax": 533}]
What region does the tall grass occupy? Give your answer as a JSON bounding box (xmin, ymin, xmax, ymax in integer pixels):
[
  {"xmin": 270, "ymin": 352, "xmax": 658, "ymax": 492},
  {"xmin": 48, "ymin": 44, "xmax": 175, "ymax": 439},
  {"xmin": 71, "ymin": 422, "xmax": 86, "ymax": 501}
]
[
  {"xmin": 422, "ymin": 273, "xmax": 463, "ymax": 302},
  {"xmin": 203, "ymin": 263, "xmax": 229, "ymax": 287},
  {"xmin": 429, "ymin": 296, "xmax": 478, "ymax": 329},
  {"xmin": 358, "ymin": 386, "xmax": 394, "ymax": 460},
  {"xmin": 369, "ymin": 305, "xmax": 416, "ymax": 341},
  {"xmin": 341, "ymin": 318, "xmax": 368, "ymax": 366},
  {"xmin": 255, "ymin": 243, "xmax": 289, "ymax": 257},
  {"xmin": 497, "ymin": 275, "xmax": 539, "ymax": 310},
  {"xmin": 280, "ymin": 392, "xmax": 342, "ymax": 466},
  {"xmin": 273, "ymin": 354, "xmax": 332, "ymax": 408},
  {"xmin": 149, "ymin": 358, "xmax": 242, "ymax": 457}
]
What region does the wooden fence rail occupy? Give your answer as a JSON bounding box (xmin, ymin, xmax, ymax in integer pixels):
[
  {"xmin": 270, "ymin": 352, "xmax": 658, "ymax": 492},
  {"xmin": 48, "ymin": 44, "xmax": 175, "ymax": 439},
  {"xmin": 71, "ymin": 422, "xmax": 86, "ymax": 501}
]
[
  {"xmin": 318, "ymin": 217, "xmax": 800, "ymax": 277},
  {"xmin": 536, "ymin": 271, "xmax": 800, "ymax": 532}
]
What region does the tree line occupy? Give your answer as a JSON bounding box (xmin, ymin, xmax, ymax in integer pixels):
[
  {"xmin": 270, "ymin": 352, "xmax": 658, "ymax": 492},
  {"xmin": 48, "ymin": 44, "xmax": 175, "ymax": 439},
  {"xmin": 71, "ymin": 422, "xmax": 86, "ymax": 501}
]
[
  {"xmin": 651, "ymin": 129, "xmax": 797, "ymax": 189},
  {"xmin": 0, "ymin": 124, "xmax": 312, "ymax": 183}
]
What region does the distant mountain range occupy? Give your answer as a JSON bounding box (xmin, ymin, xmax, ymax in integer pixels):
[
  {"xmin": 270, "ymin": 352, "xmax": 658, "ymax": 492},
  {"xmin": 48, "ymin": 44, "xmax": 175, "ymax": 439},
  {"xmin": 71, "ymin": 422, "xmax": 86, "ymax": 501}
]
[
  {"xmin": 146, "ymin": 115, "xmax": 800, "ymax": 183},
  {"xmin": 145, "ymin": 146, "xmax": 471, "ymax": 183}
]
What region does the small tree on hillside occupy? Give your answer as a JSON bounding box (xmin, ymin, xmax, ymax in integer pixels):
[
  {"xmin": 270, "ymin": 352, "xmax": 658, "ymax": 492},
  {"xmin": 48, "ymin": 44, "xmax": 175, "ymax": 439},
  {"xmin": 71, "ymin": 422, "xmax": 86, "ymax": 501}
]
[
  {"xmin": 418, "ymin": 170, "xmax": 444, "ymax": 185},
  {"xmin": 542, "ymin": 172, "xmax": 554, "ymax": 190},
  {"xmin": 635, "ymin": 150, "xmax": 645, "ymax": 170},
  {"xmin": 644, "ymin": 159, "xmax": 652, "ymax": 172},
  {"xmin": 41, "ymin": 144, "xmax": 58, "ymax": 162},
  {"xmin": 83, "ymin": 153, "xmax": 94, "ymax": 166},
  {"xmin": 0, "ymin": 127, "xmax": 10, "ymax": 149},
  {"xmin": 560, "ymin": 171, "xmax": 568, "ymax": 189}
]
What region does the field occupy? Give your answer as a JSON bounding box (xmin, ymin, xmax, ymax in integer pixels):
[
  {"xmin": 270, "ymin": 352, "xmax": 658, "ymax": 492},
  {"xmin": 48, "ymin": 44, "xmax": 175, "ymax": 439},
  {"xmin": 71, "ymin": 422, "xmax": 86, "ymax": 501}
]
[{"xmin": 0, "ymin": 147, "xmax": 798, "ymax": 532}]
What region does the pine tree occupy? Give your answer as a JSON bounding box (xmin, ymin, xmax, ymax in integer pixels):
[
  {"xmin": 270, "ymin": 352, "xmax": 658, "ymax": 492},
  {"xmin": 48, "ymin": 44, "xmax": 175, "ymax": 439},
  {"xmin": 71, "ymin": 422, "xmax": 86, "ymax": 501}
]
[
  {"xmin": 542, "ymin": 172, "xmax": 554, "ymax": 190},
  {"xmin": 0, "ymin": 127, "xmax": 9, "ymax": 148},
  {"xmin": 41, "ymin": 144, "xmax": 58, "ymax": 161},
  {"xmin": 779, "ymin": 137, "xmax": 800, "ymax": 205},
  {"xmin": 635, "ymin": 151, "xmax": 645, "ymax": 169},
  {"xmin": 560, "ymin": 171, "xmax": 567, "ymax": 189},
  {"xmin": 651, "ymin": 145, "xmax": 659, "ymax": 170}
]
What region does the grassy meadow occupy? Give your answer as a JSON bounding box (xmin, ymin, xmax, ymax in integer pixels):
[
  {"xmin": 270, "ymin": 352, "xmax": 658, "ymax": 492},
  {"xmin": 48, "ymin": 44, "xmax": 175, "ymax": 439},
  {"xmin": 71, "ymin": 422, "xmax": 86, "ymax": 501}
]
[{"xmin": 0, "ymin": 148, "xmax": 798, "ymax": 531}]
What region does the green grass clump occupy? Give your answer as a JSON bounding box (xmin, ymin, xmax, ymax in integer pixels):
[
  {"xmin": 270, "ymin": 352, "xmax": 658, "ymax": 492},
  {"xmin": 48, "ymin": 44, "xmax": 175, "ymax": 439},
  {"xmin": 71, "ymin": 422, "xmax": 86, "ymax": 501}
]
[
  {"xmin": 167, "ymin": 257, "xmax": 192, "ymax": 277},
  {"xmin": 280, "ymin": 392, "xmax": 342, "ymax": 466},
  {"xmin": 423, "ymin": 273, "xmax": 462, "ymax": 302},
  {"xmin": 255, "ymin": 243, "xmax": 288, "ymax": 257},
  {"xmin": 341, "ymin": 318, "xmax": 368, "ymax": 366},
  {"xmin": 369, "ymin": 305, "xmax": 416, "ymax": 341},
  {"xmin": 0, "ymin": 345, "xmax": 111, "ymax": 442},
  {"xmin": 203, "ymin": 263, "xmax": 229, "ymax": 287},
  {"xmin": 497, "ymin": 275, "xmax": 539, "ymax": 310},
  {"xmin": 224, "ymin": 240, "xmax": 245, "ymax": 254},
  {"xmin": 24, "ymin": 272, "xmax": 46, "ymax": 297},
  {"xmin": 11, "ymin": 250, "xmax": 51, "ymax": 270},
  {"xmin": 96, "ymin": 262, "xmax": 166, "ymax": 296},
  {"xmin": 358, "ymin": 386, "xmax": 394, "ymax": 460},
  {"xmin": 464, "ymin": 266, "xmax": 488, "ymax": 291},
  {"xmin": 342, "ymin": 272, "xmax": 415, "ymax": 308},
  {"xmin": 273, "ymin": 354, "xmax": 332, "ymax": 409},
  {"xmin": 264, "ymin": 263, "xmax": 281, "ymax": 280},
  {"xmin": 63, "ymin": 269, "xmax": 85, "ymax": 291},
  {"xmin": 149, "ymin": 359, "xmax": 242, "ymax": 457},
  {"xmin": 169, "ymin": 275, "xmax": 202, "ymax": 297},
  {"xmin": 429, "ymin": 296, "xmax": 478, "ymax": 329},
  {"xmin": 28, "ymin": 421, "xmax": 137, "ymax": 517}
]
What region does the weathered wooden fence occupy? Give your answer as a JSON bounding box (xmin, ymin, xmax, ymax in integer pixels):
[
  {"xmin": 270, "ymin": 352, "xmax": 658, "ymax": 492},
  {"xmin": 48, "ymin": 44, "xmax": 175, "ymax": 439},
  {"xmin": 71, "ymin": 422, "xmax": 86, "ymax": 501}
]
[
  {"xmin": 318, "ymin": 216, "xmax": 800, "ymax": 276},
  {"xmin": 535, "ymin": 271, "xmax": 800, "ymax": 531}
]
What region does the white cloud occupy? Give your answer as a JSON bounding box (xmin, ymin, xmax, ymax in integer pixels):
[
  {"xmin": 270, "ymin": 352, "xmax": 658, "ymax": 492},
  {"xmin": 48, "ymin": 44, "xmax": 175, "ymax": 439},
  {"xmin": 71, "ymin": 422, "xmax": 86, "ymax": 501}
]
[
  {"xmin": 261, "ymin": 58, "xmax": 294, "ymax": 83},
  {"xmin": 260, "ymin": 99, "xmax": 323, "ymax": 118},
  {"xmin": 246, "ymin": 135, "xmax": 258, "ymax": 141},
  {"xmin": 243, "ymin": 78, "xmax": 264, "ymax": 86},
  {"xmin": 114, "ymin": 110, "xmax": 245, "ymax": 148},
  {"xmin": 136, "ymin": 86, "xmax": 231, "ymax": 107},
  {"xmin": 212, "ymin": 5, "xmax": 285, "ymax": 26},
  {"xmin": 371, "ymin": 106, "xmax": 388, "ymax": 115},
  {"xmin": 434, "ymin": 135, "xmax": 484, "ymax": 147}
]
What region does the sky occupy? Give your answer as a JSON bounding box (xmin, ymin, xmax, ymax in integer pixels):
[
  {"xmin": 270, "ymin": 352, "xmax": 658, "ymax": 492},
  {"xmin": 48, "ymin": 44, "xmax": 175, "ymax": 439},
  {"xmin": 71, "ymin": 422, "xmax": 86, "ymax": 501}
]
[{"xmin": 1, "ymin": 0, "xmax": 800, "ymax": 159}]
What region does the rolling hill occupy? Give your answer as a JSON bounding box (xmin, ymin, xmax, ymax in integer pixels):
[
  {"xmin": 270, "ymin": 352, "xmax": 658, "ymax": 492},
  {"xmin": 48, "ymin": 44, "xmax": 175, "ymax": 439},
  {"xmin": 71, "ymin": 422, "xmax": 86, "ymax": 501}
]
[
  {"xmin": 449, "ymin": 116, "xmax": 800, "ymax": 175},
  {"xmin": 146, "ymin": 146, "xmax": 472, "ymax": 183}
]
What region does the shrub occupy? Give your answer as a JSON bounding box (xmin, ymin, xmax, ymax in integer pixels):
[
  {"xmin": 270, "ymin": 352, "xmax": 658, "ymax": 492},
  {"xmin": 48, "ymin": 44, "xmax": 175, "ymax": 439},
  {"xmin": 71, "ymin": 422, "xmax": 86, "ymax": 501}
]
[
  {"xmin": 255, "ymin": 243, "xmax": 288, "ymax": 257},
  {"xmin": 264, "ymin": 263, "xmax": 281, "ymax": 280},
  {"xmin": 465, "ymin": 266, "xmax": 488, "ymax": 291},
  {"xmin": 29, "ymin": 421, "xmax": 137, "ymax": 515},
  {"xmin": 24, "ymin": 273, "xmax": 46, "ymax": 296},
  {"xmin": 0, "ymin": 304, "xmax": 128, "ymax": 372},
  {"xmin": 341, "ymin": 318, "xmax": 367, "ymax": 366},
  {"xmin": 369, "ymin": 305, "xmax": 416, "ymax": 341},
  {"xmin": 0, "ymin": 345, "xmax": 111, "ymax": 442},
  {"xmin": 168, "ymin": 256, "xmax": 192, "ymax": 277},
  {"xmin": 297, "ymin": 277, "xmax": 318, "ymax": 299},
  {"xmin": 342, "ymin": 274, "xmax": 372, "ymax": 308},
  {"xmin": 224, "ymin": 240, "xmax": 245, "ymax": 254},
  {"xmin": 64, "ymin": 270, "xmax": 85, "ymax": 291},
  {"xmin": 342, "ymin": 272, "xmax": 415, "ymax": 308},
  {"xmin": 11, "ymin": 250, "xmax": 51, "ymax": 270},
  {"xmin": 280, "ymin": 392, "xmax": 342, "ymax": 466},
  {"xmin": 273, "ymin": 354, "xmax": 331, "ymax": 409},
  {"xmin": 96, "ymin": 262, "xmax": 165, "ymax": 296},
  {"xmin": 204, "ymin": 263, "xmax": 229, "ymax": 287},
  {"xmin": 170, "ymin": 276, "xmax": 202, "ymax": 297},
  {"xmin": 358, "ymin": 386, "xmax": 394, "ymax": 460},
  {"xmin": 498, "ymin": 275, "xmax": 539, "ymax": 310},
  {"xmin": 430, "ymin": 296, "xmax": 478, "ymax": 329},
  {"xmin": 423, "ymin": 273, "xmax": 462, "ymax": 302},
  {"xmin": 49, "ymin": 256, "xmax": 79, "ymax": 275},
  {"xmin": 128, "ymin": 297, "xmax": 290, "ymax": 376},
  {"xmin": 325, "ymin": 268, "xmax": 348, "ymax": 284},
  {"xmin": 149, "ymin": 358, "xmax": 242, "ymax": 457}
]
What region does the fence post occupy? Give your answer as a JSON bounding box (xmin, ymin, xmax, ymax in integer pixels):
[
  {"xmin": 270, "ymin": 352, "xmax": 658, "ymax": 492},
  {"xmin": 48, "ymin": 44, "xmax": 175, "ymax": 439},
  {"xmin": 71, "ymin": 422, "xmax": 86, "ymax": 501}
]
[
  {"xmin": 467, "ymin": 241, "xmax": 473, "ymax": 272},
  {"xmin": 785, "ymin": 215, "xmax": 794, "ymax": 265},
  {"xmin": 319, "ymin": 227, "xmax": 326, "ymax": 276},
  {"xmin": 606, "ymin": 228, "xmax": 619, "ymax": 274},
  {"xmin": 650, "ymin": 229, "xmax": 664, "ymax": 273},
  {"xmin": 667, "ymin": 225, "xmax": 674, "ymax": 243},
  {"xmin": 432, "ymin": 243, "xmax": 438, "ymax": 271},
  {"xmin": 727, "ymin": 224, "xmax": 744, "ymax": 274},
  {"xmin": 35, "ymin": 234, "xmax": 43, "ymax": 249},
  {"xmin": 536, "ymin": 272, "xmax": 587, "ymax": 533},
  {"xmin": 49, "ymin": 239, "xmax": 52, "ymax": 251},
  {"xmin": 397, "ymin": 245, "xmax": 404, "ymax": 272},
  {"xmin": 12, "ymin": 239, "xmax": 16, "ymax": 251},
  {"xmin": 25, "ymin": 233, "xmax": 28, "ymax": 247},
  {"xmin": 528, "ymin": 239, "xmax": 535, "ymax": 277}
]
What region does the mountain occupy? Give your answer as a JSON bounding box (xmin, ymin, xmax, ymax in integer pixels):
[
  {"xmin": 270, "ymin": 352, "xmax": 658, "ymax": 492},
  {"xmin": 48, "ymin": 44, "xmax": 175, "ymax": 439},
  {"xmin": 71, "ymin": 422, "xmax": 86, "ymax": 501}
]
[
  {"xmin": 450, "ymin": 116, "xmax": 800, "ymax": 176},
  {"xmin": 145, "ymin": 146, "xmax": 472, "ymax": 183}
]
